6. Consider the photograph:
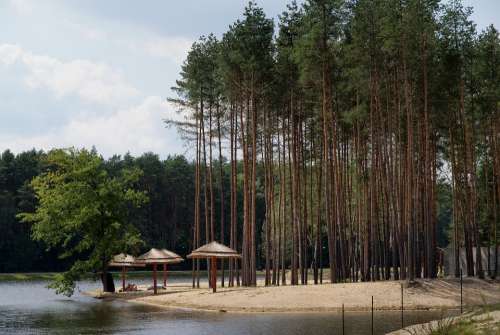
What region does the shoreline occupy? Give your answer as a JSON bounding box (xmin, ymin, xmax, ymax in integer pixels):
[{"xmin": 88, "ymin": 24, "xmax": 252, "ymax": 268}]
[
  {"xmin": 86, "ymin": 278, "xmax": 500, "ymax": 314},
  {"xmin": 123, "ymin": 297, "xmax": 462, "ymax": 314}
]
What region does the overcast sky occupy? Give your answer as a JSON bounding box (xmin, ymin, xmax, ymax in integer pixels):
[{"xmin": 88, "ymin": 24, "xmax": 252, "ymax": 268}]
[{"xmin": 1, "ymin": 0, "xmax": 499, "ymax": 159}]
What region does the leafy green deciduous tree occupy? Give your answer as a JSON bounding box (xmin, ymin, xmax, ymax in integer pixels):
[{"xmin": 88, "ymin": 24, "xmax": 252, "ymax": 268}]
[{"xmin": 19, "ymin": 148, "xmax": 147, "ymax": 296}]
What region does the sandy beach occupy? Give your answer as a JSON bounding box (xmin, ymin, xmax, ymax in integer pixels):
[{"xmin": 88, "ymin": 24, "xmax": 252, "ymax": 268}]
[{"xmin": 91, "ymin": 278, "xmax": 500, "ymax": 313}]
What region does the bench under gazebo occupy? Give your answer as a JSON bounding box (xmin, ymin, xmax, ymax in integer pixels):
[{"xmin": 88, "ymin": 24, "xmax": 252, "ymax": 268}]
[
  {"xmin": 108, "ymin": 253, "xmax": 145, "ymax": 292},
  {"xmin": 187, "ymin": 241, "xmax": 241, "ymax": 293},
  {"xmin": 136, "ymin": 248, "xmax": 184, "ymax": 294}
]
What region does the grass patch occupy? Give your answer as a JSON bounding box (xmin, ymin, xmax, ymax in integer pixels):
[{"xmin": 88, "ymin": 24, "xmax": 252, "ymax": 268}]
[
  {"xmin": 404, "ymin": 304, "xmax": 500, "ymax": 335},
  {"xmin": 428, "ymin": 319, "xmax": 479, "ymax": 335},
  {"xmin": 0, "ymin": 273, "xmax": 59, "ymax": 281},
  {"xmin": 427, "ymin": 318, "xmax": 500, "ymax": 335}
]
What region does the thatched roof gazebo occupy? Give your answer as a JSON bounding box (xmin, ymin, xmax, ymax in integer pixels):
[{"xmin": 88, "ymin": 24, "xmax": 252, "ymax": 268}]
[
  {"xmin": 187, "ymin": 241, "xmax": 241, "ymax": 293},
  {"xmin": 108, "ymin": 253, "xmax": 145, "ymax": 292},
  {"xmin": 136, "ymin": 248, "xmax": 184, "ymax": 294}
]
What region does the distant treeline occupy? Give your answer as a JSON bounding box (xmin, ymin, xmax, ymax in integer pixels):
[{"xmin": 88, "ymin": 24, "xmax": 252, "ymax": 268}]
[
  {"xmin": 0, "ymin": 148, "xmax": 450, "ymax": 274},
  {"xmin": 0, "ymin": 146, "xmax": 451, "ymax": 274}
]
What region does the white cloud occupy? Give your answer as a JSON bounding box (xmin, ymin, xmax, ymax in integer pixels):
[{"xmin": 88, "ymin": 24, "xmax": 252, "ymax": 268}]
[
  {"xmin": 0, "ymin": 44, "xmax": 23, "ymax": 66},
  {"xmin": 143, "ymin": 36, "xmax": 192, "ymax": 64},
  {"xmin": 0, "ymin": 96, "xmax": 186, "ymax": 157},
  {"xmin": 65, "ymin": 20, "xmax": 107, "ymax": 41},
  {"xmin": 0, "ymin": 44, "xmax": 139, "ymax": 106},
  {"xmin": 8, "ymin": 0, "xmax": 35, "ymax": 15}
]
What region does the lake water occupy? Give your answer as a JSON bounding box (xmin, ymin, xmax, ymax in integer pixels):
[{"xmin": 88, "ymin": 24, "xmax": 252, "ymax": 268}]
[{"xmin": 0, "ymin": 277, "xmax": 457, "ymax": 335}]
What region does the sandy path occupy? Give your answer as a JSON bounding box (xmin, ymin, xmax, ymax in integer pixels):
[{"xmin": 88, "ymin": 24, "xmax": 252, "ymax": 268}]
[{"xmin": 109, "ymin": 278, "xmax": 500, "ymax": 313}]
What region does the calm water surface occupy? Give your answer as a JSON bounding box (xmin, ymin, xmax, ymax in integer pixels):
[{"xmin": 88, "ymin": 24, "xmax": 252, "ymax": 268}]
[{"xmin": 0, "ymin": 277, "xmax": 456, "ymax": 335}]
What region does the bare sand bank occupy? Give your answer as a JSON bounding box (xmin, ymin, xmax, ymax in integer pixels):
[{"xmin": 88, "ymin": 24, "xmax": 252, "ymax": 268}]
[{"xmin": 89, "ymin": 277, "xmax": 500, "ymax": 314}]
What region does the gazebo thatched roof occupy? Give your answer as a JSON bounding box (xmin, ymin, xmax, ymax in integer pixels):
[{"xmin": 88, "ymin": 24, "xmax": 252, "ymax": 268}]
[
  {"xmin": 109, "ymin": 253, "xmax": 144, "ymax": 267},
  {"xmin": 136, "ymin": 248, "xmax": 184, "ymax": 264},
  {"xmin": 187, "ymin": 241, "xmax": 241, "ymax": 259}
]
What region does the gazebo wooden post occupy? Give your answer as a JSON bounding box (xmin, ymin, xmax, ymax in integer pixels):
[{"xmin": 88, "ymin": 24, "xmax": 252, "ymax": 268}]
[
  {"xmin": 163, "ymin": 263, "xmax": 167, "ymax": 287},
  {"xmin": 211, "ymin": 257, "xmax": 217, "ymax": 293},
  {"xmin": 121, "ymin": 266, "xmax": 126, "ymax": 291},
  {"xmin": 207, "ymin": 257, "xmax": 211, "ymax": 289},
  {"xmin": 153, "ymin": 263, "xmax": 158, "ymax": 295}
]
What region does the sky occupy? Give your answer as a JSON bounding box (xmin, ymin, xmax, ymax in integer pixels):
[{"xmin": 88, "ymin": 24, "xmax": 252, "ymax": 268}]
[{"xmin": 0, "ymin": 0, "xmax": 499, "ymax": 159}]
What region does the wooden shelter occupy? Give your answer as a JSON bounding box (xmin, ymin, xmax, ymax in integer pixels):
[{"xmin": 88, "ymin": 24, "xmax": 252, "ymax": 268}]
[
  {"xmin": 136, "ymin": 248, "xmax": 183, "ymax": 294},
  {"xmin": 187, "ymin": 241, "xmax": 241, "ymax": 293},
  {"xmin": 108, "ymin": 253, "xmax": 145, "ymax": 292}
]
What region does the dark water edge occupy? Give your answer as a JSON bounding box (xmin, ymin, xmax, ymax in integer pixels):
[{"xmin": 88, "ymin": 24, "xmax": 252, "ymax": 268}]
[{"xmin": 0, "ymin": 279, "xmax": 458, "ymax": 335}]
